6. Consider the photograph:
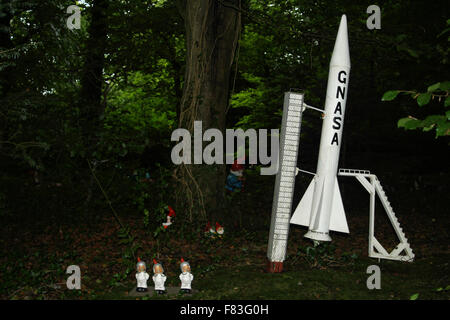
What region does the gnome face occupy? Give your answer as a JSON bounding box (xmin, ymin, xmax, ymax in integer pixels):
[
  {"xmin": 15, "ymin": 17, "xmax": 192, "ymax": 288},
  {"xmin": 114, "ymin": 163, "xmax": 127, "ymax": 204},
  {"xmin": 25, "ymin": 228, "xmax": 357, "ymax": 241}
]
[
  {"xmin": 138, "ymin": 264, "xmax": 146, "ymax": 273},
  {"xmin": 230, "ymin": 169, "xmax": 243, "ymax": 177},
  {"xmin": 181, "ymin": 263, "xmax": 191, "ymax": 273},
  {"xmin": 136, "ymin": 261, "xmax": 146, "ymax": 273},
  {"xmin": 231, "ymin": 160, "xmax": 244, "ymax": 176},
  {"xmin": 216, "ymin": 223, "xmax": 224, "ymax": 235},
  {"xmin": 153, "ymin": 264, "xmax": 163, "ymax": 274}
]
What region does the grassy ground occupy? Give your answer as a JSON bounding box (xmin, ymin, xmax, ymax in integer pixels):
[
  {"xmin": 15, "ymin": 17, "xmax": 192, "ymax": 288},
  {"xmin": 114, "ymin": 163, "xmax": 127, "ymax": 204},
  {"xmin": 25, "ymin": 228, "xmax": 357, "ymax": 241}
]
[
  {"xmin": 1, "ymin": 165, "xmax": 448, "ymax": 300},
  {"xmin": 102, "ymin": 255, "xmax": 450, "ymax": 300},
  {"xmin": 1, "ymin": 210, "xmax": 448, "ymax": 300}
]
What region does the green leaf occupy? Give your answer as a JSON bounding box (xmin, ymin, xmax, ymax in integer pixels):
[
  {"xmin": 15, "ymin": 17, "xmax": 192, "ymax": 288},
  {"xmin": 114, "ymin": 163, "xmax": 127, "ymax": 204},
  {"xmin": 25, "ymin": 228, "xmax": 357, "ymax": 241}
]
[
  {"xmin": 435, "ymin": 121, "xmax": 450, "ymax": 137},
  {"xmin": 416, "ymin": 93, "xmax": 431, "ymax": 106},
  {"xmin": 406, "ymin": 49, "xmax": 419, "ymax": 58},
  {"xmin": 421, "ymin": 115, "xmax": 446, "ymax": 127},
  {"xmin": 382, "ymin": 90, "xmax": 400, "ymax": 101},
  {"xmin": 397, "ymin": 118, "xmax": 410, "ymax": 128},
  {"xmin": 445, "ymin": 97, "xmax": 450, "ymax": 107},
  {"xmin": 410, "ymin": 293, "xmax": 419, "ymax": 300},
  {"xmin": 427, "ymin": 82, "xmax": 440, "ymax": 92},
  {"xmin": 398, "ymin": 117, "xmax": 421, "ymax": 130}
]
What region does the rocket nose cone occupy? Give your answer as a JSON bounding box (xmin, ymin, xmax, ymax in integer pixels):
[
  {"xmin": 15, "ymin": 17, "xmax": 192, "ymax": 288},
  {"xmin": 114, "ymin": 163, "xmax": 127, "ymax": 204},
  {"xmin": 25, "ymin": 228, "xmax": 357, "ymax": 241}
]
[{"xmin": 330, "ymin": 14, "xmax": 350, "ymax": 68}]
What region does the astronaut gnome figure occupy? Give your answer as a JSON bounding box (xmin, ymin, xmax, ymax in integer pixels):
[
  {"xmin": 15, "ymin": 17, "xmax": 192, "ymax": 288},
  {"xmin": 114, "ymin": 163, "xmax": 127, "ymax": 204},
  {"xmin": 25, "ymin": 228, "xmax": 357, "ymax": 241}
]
[
  {"xmin": 135, "ymin": 257, "xmax": 149, "ymax": 292},
  {"xmin": 152, "ymin": 259, "xmax": 167, "ymax": 295},
  {"xmin": 179, "ymin": 258, "xmax": 194, "ymax": 294}
]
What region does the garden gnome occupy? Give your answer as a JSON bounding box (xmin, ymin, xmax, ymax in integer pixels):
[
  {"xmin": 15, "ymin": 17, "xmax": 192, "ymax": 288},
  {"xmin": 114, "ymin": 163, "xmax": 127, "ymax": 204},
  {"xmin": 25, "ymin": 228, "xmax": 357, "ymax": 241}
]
[
  {"xmin": 152, "ymin": 259, "xmax": 167, "ymax": 294},
  {"xmin": 135, "ymin": 257, "xmax": 149, "ymax": 292},
  {"xmin": 162, "ymin": 205, "xmax": 176, "ymax": 229},
  {"xmin": 225, "ymin": 160, "xmax": 245, "ymax": 192},
  {"xmin": 179, "ymin": 258, "xmax": 194, "ymax": 294},
  {"xmin": 215, "ymin": 222, "xmax": 224, "ymax": 236},
  {"xmin": 205, "ymin": 221, "xmax": 216, "ymax": 237}
]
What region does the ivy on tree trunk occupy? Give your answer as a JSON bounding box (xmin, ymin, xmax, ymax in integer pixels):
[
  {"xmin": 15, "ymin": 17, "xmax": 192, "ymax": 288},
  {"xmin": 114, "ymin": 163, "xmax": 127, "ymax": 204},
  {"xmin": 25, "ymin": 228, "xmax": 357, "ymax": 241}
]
[{"xmin": 175, "ymin": 0, "xmax": 241, "ymax": 225}]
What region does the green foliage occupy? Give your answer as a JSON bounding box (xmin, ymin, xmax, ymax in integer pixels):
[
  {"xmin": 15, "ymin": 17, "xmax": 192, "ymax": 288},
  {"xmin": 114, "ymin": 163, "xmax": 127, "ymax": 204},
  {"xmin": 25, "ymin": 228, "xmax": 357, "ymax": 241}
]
[
  {"xmin": 0, "ymin": 0, "xmax": 182, "ymax": 221},
  {"xmin": 410, "ymin": 293, "xmax": 419, "ymax": 300},
  {"xmin": 382, "ymin": 18, "xmax": 449, "ymax": 138},
  {"xmin": 382, "ymin": 81, "xmax": 450, "ymax": 137},
  {"xmin": 410, "ymin": 284, "xmax": 450, "ymax": 300},
  {"xmin": 231, "ymin": 73, "xmax": 273, "ymax": 129},
  {"xmin": 436, "ymin": 285, "xmax": 450, "ymax": 292},
  {"xmin": 292, "ymin": 243, "xmax": 358, "ymax": 269},
  {"xmin": 103, "ymin": 68, "xmax": 176, "ymax": 157},
  {"xmin": 117, "ymin": 226, "xmax": 141, "ymax": 262}
]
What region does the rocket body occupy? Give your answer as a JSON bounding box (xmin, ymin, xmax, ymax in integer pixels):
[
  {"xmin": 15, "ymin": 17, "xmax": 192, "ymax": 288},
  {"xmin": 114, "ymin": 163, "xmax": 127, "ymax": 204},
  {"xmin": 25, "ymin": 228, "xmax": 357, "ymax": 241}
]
[{"xmin": 290, "ymin": 15, "xmax": 351, "ymax": 242}]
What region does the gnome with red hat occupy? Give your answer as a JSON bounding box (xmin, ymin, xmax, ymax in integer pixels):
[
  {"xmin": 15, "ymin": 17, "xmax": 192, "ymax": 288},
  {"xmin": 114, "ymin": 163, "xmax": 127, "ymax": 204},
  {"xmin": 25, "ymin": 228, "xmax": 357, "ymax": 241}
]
[
  {"xmin": 162, "ymin": 205, "xmax": 176, "ymax": 229},
  {"xmin": 152, "ymin": 259, "xmax": 167, "ymax": 294},
  {"xmin": 204, "ymin": 221, "xmax": 216, "ymax": 236},
  {"xmin": 215, "ymin": 222, "xmax": 224, "ymax": 236},
  {"xmin": 135, "ymin": 257, "xmax": 149, "ymax": 292},
  {"xmin": 204, "ymin": 221, "xmax": 225, "ymax": 238},
  {"xmin": 179, "ymin": 258, "xmax": 194, "ymax": 294},
  {"xmin": 225, "ymin": 159, "xmax": 245, "ymax": 192}
]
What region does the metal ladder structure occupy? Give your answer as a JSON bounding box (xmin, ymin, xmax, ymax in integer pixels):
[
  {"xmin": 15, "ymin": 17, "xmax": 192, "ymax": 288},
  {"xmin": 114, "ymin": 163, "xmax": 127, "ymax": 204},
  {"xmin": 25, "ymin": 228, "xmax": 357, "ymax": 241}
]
[
  {"xmin": 267, "ymin": 92, "xmax": 304, "ymax": 272},
  {"xmin": 338, "ymin": 169, "xmax": 415, "ymax": 262}
]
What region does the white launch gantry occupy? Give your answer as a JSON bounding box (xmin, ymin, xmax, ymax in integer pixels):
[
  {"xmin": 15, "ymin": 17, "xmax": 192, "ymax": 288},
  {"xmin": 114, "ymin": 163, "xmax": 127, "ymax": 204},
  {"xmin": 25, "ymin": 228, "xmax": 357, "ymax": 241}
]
[{"xmin": 266, "ymin": 92, "xmax": 414, "ymax": 272}]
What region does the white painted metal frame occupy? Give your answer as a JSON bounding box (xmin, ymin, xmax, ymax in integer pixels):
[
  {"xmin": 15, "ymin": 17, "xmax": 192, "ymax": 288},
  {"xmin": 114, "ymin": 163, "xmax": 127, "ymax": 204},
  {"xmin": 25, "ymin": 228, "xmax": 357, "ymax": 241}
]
[
  {"xmin": 338, "ymin": 169, "xmax": 415, "ymax": 262},
  {"xmin": 267, "ymin": 92, "xmax": 304, "ymax": 263}
]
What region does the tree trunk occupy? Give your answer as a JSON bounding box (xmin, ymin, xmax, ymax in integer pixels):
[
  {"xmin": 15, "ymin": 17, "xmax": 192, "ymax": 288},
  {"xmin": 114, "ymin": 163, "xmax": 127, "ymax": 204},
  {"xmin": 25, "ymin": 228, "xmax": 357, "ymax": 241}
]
[
  {"xmin": 79, "ymin": 0, "xmax": 109, "ymax": 147},
  {"xmin": 79, "ymin": 0, "xmax": 109, "ymax": 215},
  {"xmin": 175, "ymin": 0, "xmax": 241, "ymax": 225}
]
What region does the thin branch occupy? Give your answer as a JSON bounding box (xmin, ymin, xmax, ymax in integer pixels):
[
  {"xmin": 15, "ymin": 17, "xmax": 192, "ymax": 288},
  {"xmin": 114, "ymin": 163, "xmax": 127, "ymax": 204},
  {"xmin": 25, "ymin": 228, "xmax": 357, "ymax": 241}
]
[{"xmin": 87, "ymin": 159, "xmax": 124, "ymax": 229}]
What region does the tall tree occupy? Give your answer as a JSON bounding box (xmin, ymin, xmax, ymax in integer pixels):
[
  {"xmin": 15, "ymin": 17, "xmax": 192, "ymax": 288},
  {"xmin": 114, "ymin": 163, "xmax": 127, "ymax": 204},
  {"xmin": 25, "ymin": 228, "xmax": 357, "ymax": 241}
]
[
  {"xmin": 79, "ymin": 0, "xmax": 109, "ymax": 147},
  {"xmin": 175, "ymin": 0, "xmax": 241, "ymax": 224},
  {"xmin": 79, "ymin": 0, "xmax": 109, "ymax": 213}
]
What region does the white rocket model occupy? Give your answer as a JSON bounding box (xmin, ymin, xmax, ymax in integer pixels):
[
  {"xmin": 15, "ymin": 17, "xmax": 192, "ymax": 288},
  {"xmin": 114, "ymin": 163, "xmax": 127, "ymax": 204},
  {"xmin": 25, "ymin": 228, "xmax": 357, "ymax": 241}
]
[{"xmin": 290, "ymin": 15, "xmax": 351, "ymax": 242}]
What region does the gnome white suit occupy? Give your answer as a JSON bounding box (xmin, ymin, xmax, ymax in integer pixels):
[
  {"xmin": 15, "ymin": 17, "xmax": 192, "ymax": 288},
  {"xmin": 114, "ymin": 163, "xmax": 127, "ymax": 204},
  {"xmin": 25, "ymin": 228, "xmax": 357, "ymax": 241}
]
[
  {"xmin": 180, "ymin": 272, "xmax": 194, "ymax": 290},
  {"xmin": 153, "ymin": 273, "xmax": 166, "ymax": 291},
  {"xmin": 136, "ymin": 271, "xmax": 149, "ymax": 289}
]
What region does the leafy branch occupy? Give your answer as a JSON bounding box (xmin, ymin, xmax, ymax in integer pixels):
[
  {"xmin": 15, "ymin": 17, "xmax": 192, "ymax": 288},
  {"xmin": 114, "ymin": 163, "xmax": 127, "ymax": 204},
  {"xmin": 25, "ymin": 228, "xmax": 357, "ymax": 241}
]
[{"xmin": 382, "ymin": 81, "xmax": 450, "ymax": 137}]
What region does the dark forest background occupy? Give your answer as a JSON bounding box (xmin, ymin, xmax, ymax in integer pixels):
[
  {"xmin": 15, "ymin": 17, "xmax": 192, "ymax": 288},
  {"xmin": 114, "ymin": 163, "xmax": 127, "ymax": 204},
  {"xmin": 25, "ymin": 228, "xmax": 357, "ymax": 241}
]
[{"xmin": 0, "ymin": 0, "xmax": 448, "ymax": 300}]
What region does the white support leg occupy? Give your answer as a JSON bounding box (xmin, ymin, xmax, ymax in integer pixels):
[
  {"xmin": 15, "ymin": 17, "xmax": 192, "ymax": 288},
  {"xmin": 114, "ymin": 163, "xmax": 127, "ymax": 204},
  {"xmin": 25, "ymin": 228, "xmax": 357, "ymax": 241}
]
[{"xmin": 338, "ymin": 169, "xmax": 414, "ymax": 262}]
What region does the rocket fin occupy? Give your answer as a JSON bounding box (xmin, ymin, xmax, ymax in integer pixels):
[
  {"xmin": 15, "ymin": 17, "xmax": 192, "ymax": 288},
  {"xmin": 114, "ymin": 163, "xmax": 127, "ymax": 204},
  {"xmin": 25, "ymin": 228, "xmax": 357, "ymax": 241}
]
[
  {"xmin": 329, "ymin": 177, "xmax": 349, "ymax": 233},
  {"xmin": 290, "ymin": 179, "xmax": 315, "ymax": 227}
]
